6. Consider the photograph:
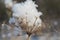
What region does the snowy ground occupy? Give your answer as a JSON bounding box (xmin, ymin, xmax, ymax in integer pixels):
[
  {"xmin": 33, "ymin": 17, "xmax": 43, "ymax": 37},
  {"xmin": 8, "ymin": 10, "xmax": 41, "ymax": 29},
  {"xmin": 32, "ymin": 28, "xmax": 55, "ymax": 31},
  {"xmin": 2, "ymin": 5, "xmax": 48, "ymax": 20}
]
[
  {"xmin": 1, "ymin": 23, "xmax": 60, "ymax": 40},
  {"xmin": 1, "ymin": 33, "xmax": 60, "ymax": 40},
  {"xmin": 13, "ymin": 33, "xmax": 60, "ymax": 40}
]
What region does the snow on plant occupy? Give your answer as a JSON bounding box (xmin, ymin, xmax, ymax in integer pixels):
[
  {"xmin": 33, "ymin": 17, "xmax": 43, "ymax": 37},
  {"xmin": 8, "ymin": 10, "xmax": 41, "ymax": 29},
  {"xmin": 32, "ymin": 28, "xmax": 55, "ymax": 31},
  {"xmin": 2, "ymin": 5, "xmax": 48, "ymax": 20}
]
[
  {"xmin": 4, "ymin": 0, "xmax": 13, "ymax": 8},
  {"xmin": 4, "ymin": 0, "xmax": 43, "ymax": 40},
  {"xmin": 12, "ymin": 0, "xmax": 43, "ymax": 40},
  {"xmin": 12, "ymin": 0, "xmax": 42, "ymax": 27}
]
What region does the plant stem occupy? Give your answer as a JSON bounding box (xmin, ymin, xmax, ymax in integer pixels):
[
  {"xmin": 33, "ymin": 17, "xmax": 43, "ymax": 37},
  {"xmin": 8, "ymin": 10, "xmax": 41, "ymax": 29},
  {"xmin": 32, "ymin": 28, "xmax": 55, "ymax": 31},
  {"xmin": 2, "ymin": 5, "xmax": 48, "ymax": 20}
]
[{"xmin": 26, "ymin": 35, "xmax": 31, "ymax": 40}]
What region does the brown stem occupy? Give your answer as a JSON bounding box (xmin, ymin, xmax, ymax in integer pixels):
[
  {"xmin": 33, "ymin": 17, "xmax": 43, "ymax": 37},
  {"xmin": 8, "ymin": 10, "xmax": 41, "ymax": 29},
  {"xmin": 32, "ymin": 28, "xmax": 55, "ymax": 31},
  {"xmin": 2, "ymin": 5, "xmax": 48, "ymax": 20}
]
[{"xmin": 26, "ymin": 35, "xmax": 31, "ymax": 40}]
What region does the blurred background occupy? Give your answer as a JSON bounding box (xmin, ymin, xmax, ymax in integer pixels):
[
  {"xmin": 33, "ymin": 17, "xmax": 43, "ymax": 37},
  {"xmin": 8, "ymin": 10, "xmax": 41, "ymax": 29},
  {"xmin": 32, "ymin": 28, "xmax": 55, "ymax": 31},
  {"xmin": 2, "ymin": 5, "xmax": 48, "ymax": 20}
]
[{"xmin": 0, "ymin": 0, "xmax": 60, "ymax": 40}]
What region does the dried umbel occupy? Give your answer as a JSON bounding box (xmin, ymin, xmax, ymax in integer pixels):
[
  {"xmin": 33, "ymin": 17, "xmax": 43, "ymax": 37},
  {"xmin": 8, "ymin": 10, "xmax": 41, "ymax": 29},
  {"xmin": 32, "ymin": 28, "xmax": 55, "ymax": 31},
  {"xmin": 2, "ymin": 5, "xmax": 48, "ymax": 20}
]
[
  {"xmin": 12, "ymin": 0, "xmax": 43, "ymax": 40},
  {"xmin": 2, "ymin": 0, "xmax": 43, "ymax": 40}
]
